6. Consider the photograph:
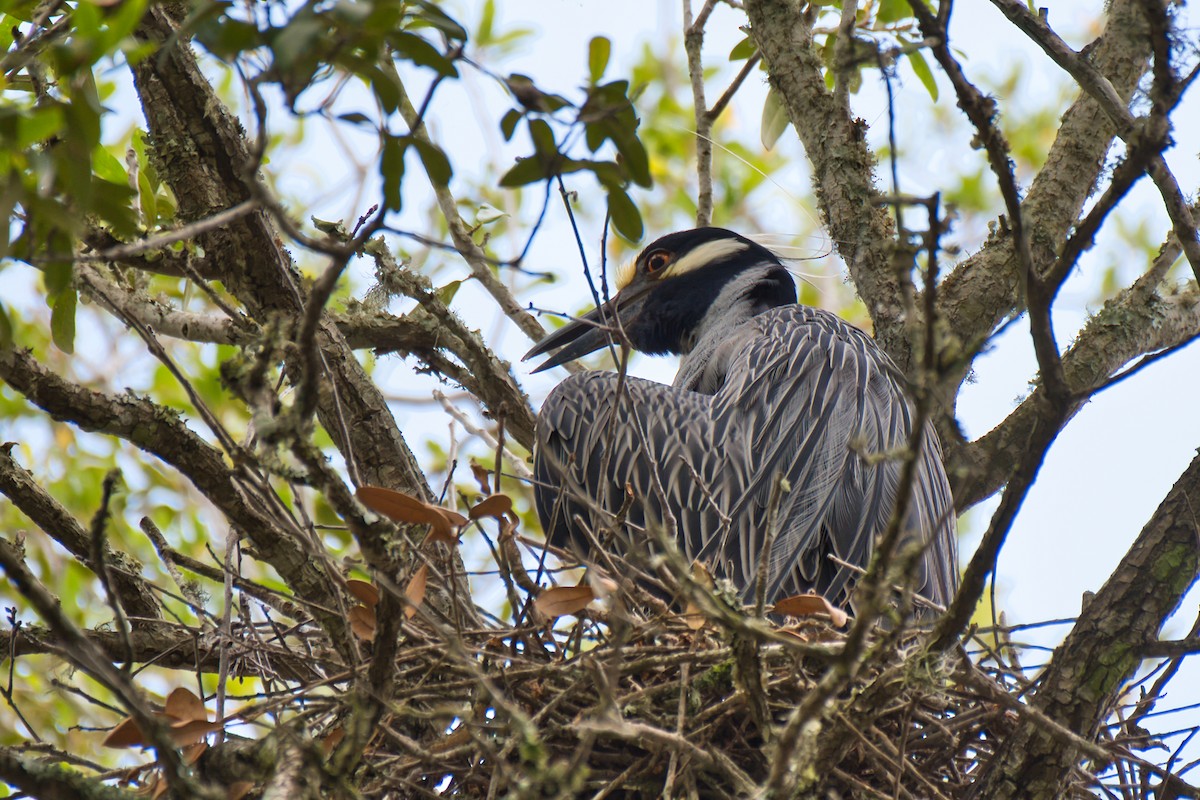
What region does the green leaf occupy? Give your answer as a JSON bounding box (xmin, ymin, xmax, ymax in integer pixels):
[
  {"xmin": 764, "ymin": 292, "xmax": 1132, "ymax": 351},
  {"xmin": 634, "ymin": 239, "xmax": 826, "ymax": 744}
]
[
  {"xmin": 338, "ymin": 112, "xmax": 373, "ymax": 126},
  {"xmin": 138, "ymin": 169, "xmax": 157, "ymax": 228},
  {"xmin": 607, "ymin": 188, "xmax": 643, "ymax": 242},
  {"xmin": 877, "ymin": 0, "xmax": 912, "ymax": 23},
  {"xmin": 760, "ymin": 85, "xmax": 791, "ymax": 150},
  {"xmin": 437, "ymin": 279, "xmax": 463, "ymax": 304},
  {"xmin": 381, "ymin": 135, "xmax": 408, "ymax": 211},
  {"xmin": 477, "ymin": 0, "xmax": 495, "ymax": 43},
  {"xmin": 498, "ymin": 157, "xmax": 546, "ymax": 187},
  {"xmin": 51, "ymin": 287, "xmax": 77, "ymax": 354},
  {"xmin": 500, "ymin": 109, "xmax": 522, "ymax": 141},
  {"xmin": 588, "ymin": 37, "xmax": 611, "ymax": 83},
  {"xmin": 729, "ymin": 36, "xmax": 757, "ymax": 61},
  {"xmin": 907, "ymin": 50, "xmax": 939, "ymax": 101},
  {"xmin": 390, "ymin": 31, "xmax": 458, "ymax": 78},
  {"xmin": 17, "ymin": 104, "xmax": 64, "ymax": 148},
  {"xmin": 412, "ymin": 139, "xmax": 453, "ymax": 184},
  {"xmin": 411, "ymin": 1, "xmax": 468, "ymax": 41},
  {"xmin": 613, "ymin": 129, "xmax": 651, "ymax": 188},
  {"xmin": 44, "ymin": 246, "xmax": 72, "ymax": 296},
  {"xmin": 528, "ymin": 118, "xmax": 557, "ymax": 160},
  {"xmin": 369, "ymin": 67, "xmax": 401, "ymax": 115},
  {"xmin": 92, "ymin": 144, "xmax": 127, "ymax": 185},
  {"xmin": 271, "ymin": 14, "xmax": 323, "ymax": 71}
]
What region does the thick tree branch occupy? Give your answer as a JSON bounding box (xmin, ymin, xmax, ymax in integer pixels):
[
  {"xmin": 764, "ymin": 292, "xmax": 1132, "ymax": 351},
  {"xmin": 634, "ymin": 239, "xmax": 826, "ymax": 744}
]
[
  {"xmin": 0, "ymin": 744, "xmax": 137, "ymax": 800},
  {"xmin": 0, "ymin": 447, "xmax": 161, "ymax": 623},
  {"xmin": 1, "ymin": 625, "xmax": 325, "ymax": 681},
  {"xmin": 744, "ymin": 0, "xmax": 907, "ymax": 364},
  {"xmin": 935, "ymin": 0, "xmax": 1152, "ymax": 387},
  {"xmin": 950, "ymin": 280, "xmax": 1200, "ymax": 509},
  {"xmin": 970, "ymin": 448, "xmax": 1200, "ymax": 797},
  {"xmin": 0, "ymin": 346, "xmax": 352, "ymax": 652},
  {"xmin": 130, "ymin": 8, "xmax": 433, "ymax": 505}
]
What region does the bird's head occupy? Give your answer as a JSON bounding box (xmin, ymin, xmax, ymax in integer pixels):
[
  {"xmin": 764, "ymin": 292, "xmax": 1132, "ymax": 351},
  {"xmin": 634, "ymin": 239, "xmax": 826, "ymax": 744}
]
[{"xmin": 525, "ymin": 227, "xmax": 796, "ymax": 372}]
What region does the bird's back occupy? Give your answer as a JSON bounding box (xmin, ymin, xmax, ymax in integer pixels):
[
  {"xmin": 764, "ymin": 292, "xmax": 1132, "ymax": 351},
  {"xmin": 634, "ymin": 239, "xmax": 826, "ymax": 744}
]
[{"xmin": 534, "ymin": 305, "xmax": 958, "ymax": 611}]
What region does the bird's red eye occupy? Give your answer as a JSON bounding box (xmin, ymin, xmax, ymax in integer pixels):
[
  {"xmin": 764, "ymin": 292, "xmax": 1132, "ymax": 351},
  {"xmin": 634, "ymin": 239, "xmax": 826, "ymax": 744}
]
[{"xmin": 645, "ymin": 250, "xmax": 671, "ymax": 274}]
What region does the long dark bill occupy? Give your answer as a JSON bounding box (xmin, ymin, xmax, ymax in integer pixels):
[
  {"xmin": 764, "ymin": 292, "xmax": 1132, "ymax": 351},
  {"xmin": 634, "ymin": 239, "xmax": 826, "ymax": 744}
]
[{"xmin": 523, "ymin": 284, "xmax": 651, "ymax": 373}]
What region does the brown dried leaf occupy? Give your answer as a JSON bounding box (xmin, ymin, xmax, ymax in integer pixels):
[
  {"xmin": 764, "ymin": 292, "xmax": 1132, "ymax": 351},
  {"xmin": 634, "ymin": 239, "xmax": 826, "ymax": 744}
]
[
  {"xmin": 228, "ymin": 781, "xmax": 255, "ymax": 800},
  {"xmin": 690, "ymin": 560, "xmax": 715, "ymax": 589},
  {"xmin": 424, "ymin": 507, "xmax": 468, "ymax": 544},
  {"xmin": 357, "ymin": 485, "xmax": 436, "ymax": 523},
  {"xmin": 468, "ymin": 493, "xmax": 513, "ymax": 519},
  {"xmin": 182, "ymin": 742, "xmax": 208, "ymax": 766},
  {"xmin": 534, "ymin": 585, "xmax": 596, "ymax": 618},
  {"xmin": 321, "ymin": 725, "xmax": 346, "ymax": 757},
  {"xmin": 357, "ymin": 486, "xmax": 467, "ymax": 544},
  {"xmin": 103, "ymin": 716, "xmax": 146, "ymax": 748},
  {"xmin": 346, "ymin": 579, "xmax": 380, "ymax": 608},
  {"xmin": 349, "ymin": 604, "xmax": 377, "ymax": 641},
  {"xmin": 169, "ymin": 717, "xmax": 222, "ymax": 746},
  {"xmin": 682, "ymin": 601, "xmax": 707, "ymax": 630},
  {"xmin": 771, "ymin": 593, "xmax": 849, "ymax": 627},
  {"xmin": 404, "ymin": 563, "xmax": 429, "ymax": 619},
  {"xmin": 431, "ymin": 725, "xmax": 471, "ymax": 753},
  {"xmin": 469, "ymin": 461, "xmax": 493, "ymax": 494},
  {"xmin": 163, "ymin": 687, "xmax": 208, "ymax": 724}
]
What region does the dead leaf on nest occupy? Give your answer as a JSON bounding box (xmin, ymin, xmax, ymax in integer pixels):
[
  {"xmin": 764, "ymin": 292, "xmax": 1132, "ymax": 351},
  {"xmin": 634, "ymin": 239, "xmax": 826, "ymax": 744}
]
[
  {"xmin": 683, "ymin": 561, "xmax": 714, "ymax": 630},
  {"xmin": 321, "ymin": 724, "xmax": 345, "ymax": 758},
  {"xmin": 103, "ymin": 687, "xmax": 221, "ymax": 748},
  {"xmin": 347, "ymin": 579, "xmax": 380, "ymax": 608},
  {"xmin": 349, "ymin": 604, "xmax": 377, "ymax": 641},
  {"xmin": 356, "ymin": 485, "xmax": 468, "ymax": 544},
  {"xmin": 771, "ymin": 593, "xmax": 849, "ymax": 628},
  {"xmin": 321, "ymin": 725, "xmax": 346, "ymax": 757},
  {"xmin": 432, "ymin": 725, "xmax": 471, "ymax": 753},
  {"xmin": 404, "ymin": 563, "xmax": 429, "ymax": 619},
  {"xmin": 534, "ymin": 585, "xmax": 595, "ymax": 618}
]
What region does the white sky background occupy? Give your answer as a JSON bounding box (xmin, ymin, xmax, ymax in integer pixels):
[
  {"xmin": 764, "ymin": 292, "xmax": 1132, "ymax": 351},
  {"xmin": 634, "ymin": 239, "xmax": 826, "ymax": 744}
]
[{"xmin": 1, "ymin": 0, "xmax": 1198, "ymax": 774}]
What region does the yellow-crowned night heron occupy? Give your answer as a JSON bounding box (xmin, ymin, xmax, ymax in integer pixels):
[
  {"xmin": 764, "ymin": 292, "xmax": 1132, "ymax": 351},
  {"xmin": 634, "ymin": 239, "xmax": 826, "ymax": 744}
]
[{"xmin": 525, "ymin": 227, "xmax": 958, "ymax": 611}]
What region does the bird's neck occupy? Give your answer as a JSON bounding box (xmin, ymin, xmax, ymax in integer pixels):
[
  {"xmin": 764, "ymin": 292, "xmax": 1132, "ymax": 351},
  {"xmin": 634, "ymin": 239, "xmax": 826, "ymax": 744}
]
[
  {"xmin": 681, "ymin": 265, "xmax": 795, "ymax": 353},
  {"xmin": 672, "ymin": 265, "xmax": 795, "ymax": 393}
]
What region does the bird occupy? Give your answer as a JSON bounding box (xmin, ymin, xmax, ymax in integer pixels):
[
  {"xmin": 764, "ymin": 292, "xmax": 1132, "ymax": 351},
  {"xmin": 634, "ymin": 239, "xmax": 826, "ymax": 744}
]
[{"xmin": 524, "ymin": 227, "xmax": 958, "ymax": 614}]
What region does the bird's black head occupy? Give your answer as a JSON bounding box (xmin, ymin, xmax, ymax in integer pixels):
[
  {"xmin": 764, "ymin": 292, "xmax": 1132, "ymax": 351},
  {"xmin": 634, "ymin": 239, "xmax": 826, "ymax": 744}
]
[{"xmin": 525, "ymin": 227, "xmax": 796, "ymax": 371}]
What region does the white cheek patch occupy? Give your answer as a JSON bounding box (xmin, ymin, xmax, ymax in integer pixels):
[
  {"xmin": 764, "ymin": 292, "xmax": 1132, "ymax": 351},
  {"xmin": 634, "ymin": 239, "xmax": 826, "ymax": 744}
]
[
  {"xmin": 615, "ymin": 258, "xmax": 636, "ymax": 290},
  {"xmin": 662, "ymin": 238, "xmax": 750, "ymax": 280}
]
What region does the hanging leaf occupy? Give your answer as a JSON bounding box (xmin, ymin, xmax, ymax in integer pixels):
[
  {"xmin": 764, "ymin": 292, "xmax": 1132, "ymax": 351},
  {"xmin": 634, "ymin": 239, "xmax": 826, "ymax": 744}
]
[
  {"xmin": 51, "ymin": 287, "xmax": 77, "ymax": 354},
  {"xmin": 607, "ymin": 187, "xmax": 643, "ymax": 242},
  {"xmin": 907, "ymin": 50, "xmax": 939, "ymax": 101},
  {"xmin": 588, "ymin": 36, "xmax": 611, "ymax": 83},
  {"xmin": 761, "ymin": 85, "xmax": 791, "ymax": 151},
  {"xmin": 412, "ymin": 138, "xmax": 453, "ymax": 185},
  {"xmin": 534, "ymin": 585, "xmax": 595, "ymax": 618},
  {"xmin": 729, "ymin": 36, "xmax": 758, "ymax": 61},
  {"xmin": 469, "ymin": 461, "xmax": 493, "ymax": 494}
]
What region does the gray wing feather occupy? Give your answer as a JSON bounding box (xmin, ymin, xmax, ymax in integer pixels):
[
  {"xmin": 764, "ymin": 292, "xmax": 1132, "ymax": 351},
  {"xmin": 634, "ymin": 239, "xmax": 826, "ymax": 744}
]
[{"xmin": 533, "ymin": 305, "xmax": 958, "ymax": 608}]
